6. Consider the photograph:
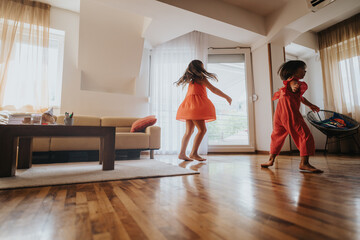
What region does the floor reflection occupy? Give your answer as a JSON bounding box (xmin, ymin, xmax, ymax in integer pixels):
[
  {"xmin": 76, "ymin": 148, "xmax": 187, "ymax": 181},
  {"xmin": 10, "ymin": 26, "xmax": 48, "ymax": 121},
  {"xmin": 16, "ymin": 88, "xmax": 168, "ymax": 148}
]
[
  {"xmin": 260, "ymin": 167, "xmax": 300, "ymax": 208},
  {"xmin": 190, "ymin": 162, "xmax": 206, "ymax": 171},
  {"xmin": 178, "ymin": 161, "xmax": 207, "ymax": 172},
  {"xmin": 178, "ymin": 161, "xmax": 191, "ymax": 169}
]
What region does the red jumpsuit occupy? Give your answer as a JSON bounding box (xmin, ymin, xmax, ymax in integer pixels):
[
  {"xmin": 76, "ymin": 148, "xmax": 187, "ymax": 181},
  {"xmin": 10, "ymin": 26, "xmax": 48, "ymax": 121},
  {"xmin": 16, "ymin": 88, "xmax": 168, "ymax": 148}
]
[{"xmin": 270, "ymin": 78, "xmax": 315, "ymax": 156}]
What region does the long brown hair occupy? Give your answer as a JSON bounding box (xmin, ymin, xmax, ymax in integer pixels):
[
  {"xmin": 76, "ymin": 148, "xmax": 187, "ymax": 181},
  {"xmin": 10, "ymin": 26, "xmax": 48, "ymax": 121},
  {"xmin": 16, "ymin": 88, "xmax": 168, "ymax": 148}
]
[
  {"xmin": 277, "ymin": 60, "xmax": 306, "ymax": 80},
  {"xmin": 175, "ymin": 60, "xmax": 218, "ymax": 86}
]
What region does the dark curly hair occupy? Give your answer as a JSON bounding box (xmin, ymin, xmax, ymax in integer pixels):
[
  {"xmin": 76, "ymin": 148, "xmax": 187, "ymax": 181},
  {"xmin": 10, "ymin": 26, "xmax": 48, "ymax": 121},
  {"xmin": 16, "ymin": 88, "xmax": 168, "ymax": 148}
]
[
  {"xmin": 277, "ymin": 60, "xmax": 306, "ymax": 80},
  {"xmin": 175, "ymin": 60, "xmax": 218, "ymax": 86}
]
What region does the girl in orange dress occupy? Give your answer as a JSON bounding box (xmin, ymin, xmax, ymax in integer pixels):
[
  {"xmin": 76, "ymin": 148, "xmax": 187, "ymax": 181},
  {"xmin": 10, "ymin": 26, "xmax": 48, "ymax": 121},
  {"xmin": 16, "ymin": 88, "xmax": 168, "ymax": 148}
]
[
  {"xmin": 261, "ymin": 60, "xmax": 323, "ymax": 173},
  {"xmin": 176, "ymin": 60, "xmax": 232, "ymax": 161}
]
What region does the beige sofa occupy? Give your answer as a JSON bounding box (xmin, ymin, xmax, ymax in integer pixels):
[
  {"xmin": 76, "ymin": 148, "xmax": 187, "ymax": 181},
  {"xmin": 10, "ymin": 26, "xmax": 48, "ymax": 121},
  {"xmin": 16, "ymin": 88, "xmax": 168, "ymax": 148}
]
[{"xmin": 33, "ymin": 115, "xmax": 161, "ymax": 159}]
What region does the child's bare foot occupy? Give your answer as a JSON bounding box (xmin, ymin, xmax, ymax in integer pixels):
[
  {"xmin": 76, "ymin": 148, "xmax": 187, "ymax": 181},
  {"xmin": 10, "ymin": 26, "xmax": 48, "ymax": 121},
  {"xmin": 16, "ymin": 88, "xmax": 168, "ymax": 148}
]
[
  {"xmin": 178, "ymin": 154, "xmax": 193, "ymax": 161},
  {"xmin": 261, "ymin": 154, "xmax": 276, "ymax": 168},
  {"xmin": 261, "ymin": 160, "xmax": 274, "ymax": 168},
  {"xmin": 189, "ymin": 154, "xmax": 206, "ymax": 161},
  {"xmin": 299, "ymin": 164, "xmax": 323, "ymax": 173}
]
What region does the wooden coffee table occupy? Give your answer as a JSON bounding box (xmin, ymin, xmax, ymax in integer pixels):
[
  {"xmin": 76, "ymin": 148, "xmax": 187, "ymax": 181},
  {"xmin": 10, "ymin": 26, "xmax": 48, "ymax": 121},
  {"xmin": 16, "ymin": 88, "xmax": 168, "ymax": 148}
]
[{"xmin": 0, "ymin": 125, "xmax": 115, "ymax": 177}]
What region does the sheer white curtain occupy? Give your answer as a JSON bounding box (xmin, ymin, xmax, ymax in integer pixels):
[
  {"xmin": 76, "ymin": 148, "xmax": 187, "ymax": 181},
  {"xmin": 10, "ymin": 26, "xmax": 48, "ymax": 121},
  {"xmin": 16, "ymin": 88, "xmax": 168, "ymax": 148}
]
[
  {"xmin": 0, "ymin": 0, "xmax": 51, "ymax": 112},
  {"xmin": 150, "ymin": 31, "xmax": 209, "ymax": 154},
  {"xmin": 318, "ymin": 13, "xmax": 360, "ymax": 121}
]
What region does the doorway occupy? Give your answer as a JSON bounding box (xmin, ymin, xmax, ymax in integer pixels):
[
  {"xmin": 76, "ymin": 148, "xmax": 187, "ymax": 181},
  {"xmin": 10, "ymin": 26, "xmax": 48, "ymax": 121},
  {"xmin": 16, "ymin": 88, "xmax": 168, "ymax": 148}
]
[{"xmin": 207, "ymin": 48, "xmax": 255, "ymax": 152}]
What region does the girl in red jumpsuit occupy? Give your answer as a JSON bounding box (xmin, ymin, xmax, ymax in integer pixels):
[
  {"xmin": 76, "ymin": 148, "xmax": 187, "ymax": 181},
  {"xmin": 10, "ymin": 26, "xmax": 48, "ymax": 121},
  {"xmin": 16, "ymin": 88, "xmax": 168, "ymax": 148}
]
[{"xmin": 261, "ymin": 60, "xmax": 323, "ymax": 173}]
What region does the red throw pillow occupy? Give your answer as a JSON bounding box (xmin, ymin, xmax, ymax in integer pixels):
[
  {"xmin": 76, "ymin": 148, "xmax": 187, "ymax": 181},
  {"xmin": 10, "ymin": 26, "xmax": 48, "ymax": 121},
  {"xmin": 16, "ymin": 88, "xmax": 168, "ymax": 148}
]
[{"xmin": 131, "ymin": 115, "xmax": 157, "ymax": 132}]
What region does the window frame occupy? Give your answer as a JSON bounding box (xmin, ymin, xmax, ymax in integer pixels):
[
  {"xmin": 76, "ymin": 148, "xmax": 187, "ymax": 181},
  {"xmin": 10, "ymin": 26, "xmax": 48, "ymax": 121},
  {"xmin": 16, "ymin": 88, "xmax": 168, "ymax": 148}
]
[{"xmin": 207, "ymin": 48, "xmax": 255, "ymax": 152}]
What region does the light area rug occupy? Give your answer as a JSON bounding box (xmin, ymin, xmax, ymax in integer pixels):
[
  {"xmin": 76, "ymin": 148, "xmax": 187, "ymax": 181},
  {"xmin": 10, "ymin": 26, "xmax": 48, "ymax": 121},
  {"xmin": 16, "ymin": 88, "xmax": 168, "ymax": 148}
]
[{"xmin": 0, "ymin": 160, "xmax": 198, "ymax": 189}]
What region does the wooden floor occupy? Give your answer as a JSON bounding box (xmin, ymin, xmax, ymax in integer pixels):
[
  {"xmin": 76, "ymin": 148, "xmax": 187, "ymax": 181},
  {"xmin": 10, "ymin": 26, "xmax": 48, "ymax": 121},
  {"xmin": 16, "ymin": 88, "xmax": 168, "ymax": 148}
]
[{"xmin": 0, "ymin": 154, "xmax": 360, "ymax": 240}]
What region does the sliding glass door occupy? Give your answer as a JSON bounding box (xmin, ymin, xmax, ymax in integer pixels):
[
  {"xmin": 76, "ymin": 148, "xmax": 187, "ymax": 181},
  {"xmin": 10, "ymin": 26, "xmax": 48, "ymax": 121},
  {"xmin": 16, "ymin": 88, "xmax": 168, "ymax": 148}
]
[{"xmin": 207, "ymin": 48, "xmax": 255, "ymax": 152}]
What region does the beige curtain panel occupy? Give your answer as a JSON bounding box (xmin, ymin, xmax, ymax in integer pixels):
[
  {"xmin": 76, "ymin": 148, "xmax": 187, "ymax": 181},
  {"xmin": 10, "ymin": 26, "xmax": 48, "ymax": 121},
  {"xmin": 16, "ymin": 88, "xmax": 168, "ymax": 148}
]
[
  {"xmin": 318, "ymin": 13, "xmax": 360, "ymax": 121},
  {"xmin": 0, "ymin": 0, "xmax": 51, "ymax": 112}
]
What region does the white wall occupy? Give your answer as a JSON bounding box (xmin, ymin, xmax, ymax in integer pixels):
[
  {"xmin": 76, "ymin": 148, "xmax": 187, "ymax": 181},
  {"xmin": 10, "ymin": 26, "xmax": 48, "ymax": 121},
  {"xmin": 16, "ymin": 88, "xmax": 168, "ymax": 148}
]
[
  {"xmin": 156, "ymin": 0, "xmax": 266, "ymax": 36},
  {"xmin": 303, "ymin": 55, "xmax": 326, "ymax": 150},
  {"xmin": 270, "ymin": 43, "xmax": 284, "ymax": 101},
  {"xmin": 208, "ymin": 34, "xmax": 247, "ymax": 48},
  {"xmin": 50, "ymin": 7, "xmax": 150, "ymax": 117},
  {"xmin": 252, "ymin": 44, "xmax": 273, "ymax": 151},
  {"xmin": 78, "ymin": 0, "xmax": 145, "ymax": 95},
  {"xmin": 270, "ymin": 43, "xmax": 292, "ymax": 151},
  {"xmin": 293, "ymin": 32, "xmax": 319, "ymax": 51},
  {"xmin": 304, "ymin": 55, "xmax": 324, "ymax": 110}
]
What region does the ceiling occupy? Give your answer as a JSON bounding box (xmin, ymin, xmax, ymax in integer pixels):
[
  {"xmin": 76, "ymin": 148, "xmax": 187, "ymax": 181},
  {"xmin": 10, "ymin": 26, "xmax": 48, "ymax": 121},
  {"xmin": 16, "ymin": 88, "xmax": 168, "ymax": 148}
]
[
  {"xmin": 285, "ymin": 43, "xmax": 317, "ymax": 59},
  {"xmin": 44, "ymin": 0, "xmax": 360, "ymax": 32},
  {"xmin": 311, "ymin": 7, "xmax": 360, "ymax": 32},
  {"xmin": 42, "ymin": 0, "xmax": 80, "ymax": 12},
  {"xmin": 219, "ymin": 0, "xmax": 290, "ymax": 16},
  {"xmin": 40, "ymin": 0, "xmax": 292, "ymax": 16},
  {"xmin": 38, "ymin": 0, "xmax": 360, "ymax": 50}
]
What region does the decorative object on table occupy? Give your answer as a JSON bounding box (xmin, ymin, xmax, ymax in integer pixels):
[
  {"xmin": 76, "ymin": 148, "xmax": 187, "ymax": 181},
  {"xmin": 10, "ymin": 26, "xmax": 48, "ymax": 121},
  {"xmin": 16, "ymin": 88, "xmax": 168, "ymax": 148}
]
[
  {"xmin": 5, "ymin": 113, "xmax": 30, "ymax": 125},
  {"xmin": 307, "ymin": 110, "xmax": 360, "ymax": 153},
  {"xmin": 64, "ymin": 112, "xmax": 74, "ymax": 126},
  {"xmin": 22, "ymin": 116, "xmax": 31, "ymax": 124},
  {"xmin": 0, "ymin": 111, "xmax": 10, "ymax": 125},
  {"xmin": 130, "ymin": 115, "xmax": 157, "ymax": 132},
  {"xmin": 41, "ymin": 107, "xmax": 57, "ymax": 125},
  {"xmin": 31, "ymin": 113, "xmax": 42, "ymax": 125}
]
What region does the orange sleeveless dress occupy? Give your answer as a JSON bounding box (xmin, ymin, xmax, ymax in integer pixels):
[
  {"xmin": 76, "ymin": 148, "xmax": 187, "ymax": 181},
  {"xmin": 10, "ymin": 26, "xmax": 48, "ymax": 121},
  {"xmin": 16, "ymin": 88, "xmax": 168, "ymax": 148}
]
[{"xmin": 176, "ymin": 82, "xmax": 216, "ymax": 122}]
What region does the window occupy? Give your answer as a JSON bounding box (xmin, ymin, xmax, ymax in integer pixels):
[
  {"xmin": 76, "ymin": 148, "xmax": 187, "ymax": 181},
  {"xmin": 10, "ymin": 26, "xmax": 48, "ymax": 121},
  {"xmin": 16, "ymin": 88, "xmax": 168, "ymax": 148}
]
[
  {"xmin": 207, "ymin": 55, "xmax": 248, "ymax": 145},
  {"xmin": 339, "ymin": 56, "xmax": 360, "ymax": 111},
  {"xmin": 206, "ymin": 49, "xmax": 256, "ymax": 152},
  {"xmin": 1, "ymin": 23, "xmax": 65, "ymax": 110}
]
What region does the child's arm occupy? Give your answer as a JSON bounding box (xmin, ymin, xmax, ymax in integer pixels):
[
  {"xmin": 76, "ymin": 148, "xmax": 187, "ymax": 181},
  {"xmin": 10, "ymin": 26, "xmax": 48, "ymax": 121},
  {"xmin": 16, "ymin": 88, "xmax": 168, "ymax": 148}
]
[
  {"xmin": 301, "ymin": 97, "xmax": 320, "ymax": 112},
  {"xmin": 201, "ymin": 78, "xmax": 232, "ymax": 105}
]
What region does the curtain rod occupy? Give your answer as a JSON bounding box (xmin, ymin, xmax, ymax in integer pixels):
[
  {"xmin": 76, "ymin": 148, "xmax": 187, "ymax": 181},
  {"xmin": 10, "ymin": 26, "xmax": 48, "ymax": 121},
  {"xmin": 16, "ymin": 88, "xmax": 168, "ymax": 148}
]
[{"xmin": 208, "ymin": 46, "xmax": 251, "ymax": 50}]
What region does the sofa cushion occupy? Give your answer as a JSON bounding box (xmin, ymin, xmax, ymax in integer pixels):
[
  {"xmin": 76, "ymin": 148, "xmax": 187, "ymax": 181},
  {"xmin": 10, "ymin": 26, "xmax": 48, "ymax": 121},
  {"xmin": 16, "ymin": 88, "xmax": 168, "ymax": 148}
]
[
  {"xmin": 51, "ymin": 115, "xmax": 101, "ymax": 151},
  {"xmin": 33, "ymin": 137, "xmax": 51, "ymax": 152},
  {"xmin": 145, "ymin": 126, "xmax": 161, "ymax": 149},
  {"xmin": 50, "ymin": 137, "xmax": 100, "ymax": 151},
  {"xmin": 116, "ymin": 127, "xmax": 131, "ymax": 133},
  {"xmin": 130, "ymin": 115, "xmax": 157, "ymax": 132},
  {"xmin": 115, "ymin": 132, "xmax": 149, "ymax": 149},
  {"xmin": 101, "ymin": 117, "xmax": 138, "ymax": 127}
]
